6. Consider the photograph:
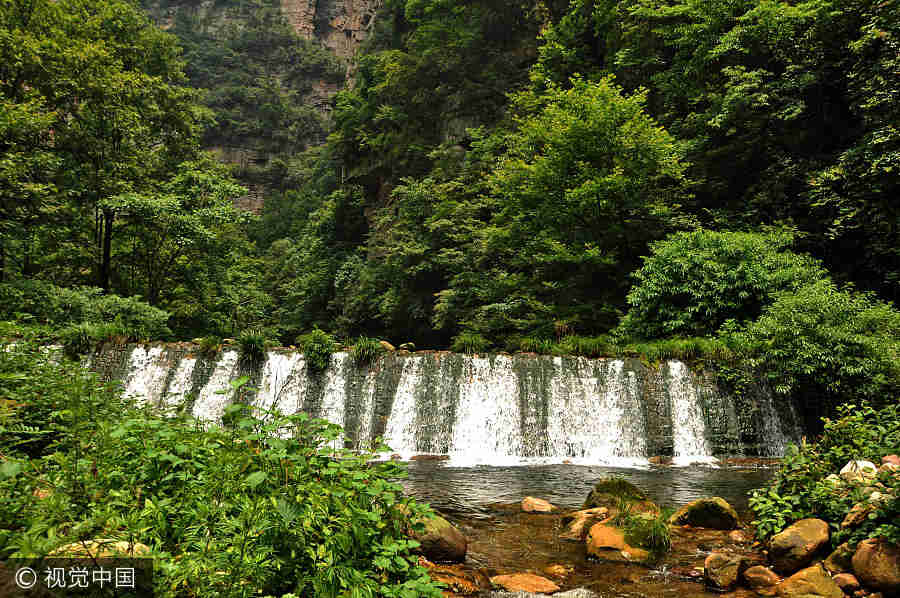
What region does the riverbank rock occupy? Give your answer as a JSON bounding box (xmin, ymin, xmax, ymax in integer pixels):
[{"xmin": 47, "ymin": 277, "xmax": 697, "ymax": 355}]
[
  {"xmin": 705, "ymin": 552, "xmax": 747, "ymax": 591},
  {"xmin": 379, "ymin": 340, "xmax": 396, "ymax": 352},
  {"xmin": 840, "ymin": 460, "xmax": 878, "ymax": 483},
  {"xmin": 841, "ymin": 502, "xmax": 876, "ymax": 529},
  {"xmin": 743, "ymin": 565, "xmax": 781, "ymax": 594},
  {"xmin": 768, "ymin": 518, "xmax": 829, "ymax": 573},
  {"xmin": 833, "ymin": 573, "xmax": 861, "ymax": 593},
  {"xmin": 883, "ymin": 455, "xmax": 900, "ymax": 467},
  {"xmin": 490, "ymin": 573, "xmax": 560, "ymax": 594},
  {"xmin": 585, "ymin": 524, "xmax": 649, "ymax": 561},
  {"xmin": 560, "ymin": 507, "xmax": 609, "ymax": 541},
  {"xmin": 583, "ymin": 477, "xmax": 647, "ymax": 509},
  {"xmin": 851, "ymin": 538, "xmax": 900, "ymax": 594},
  {"xmin": 824, "ymin": 543, "xmax": 854, "ymax": 573},
  {"xmin": 50, "ymin": 538, "xmax": 151, "ymax": 558},
  {"xmin": 418, "ymin": 558, "xmax": 484, "ymax": 595},
  {"xmin": 409, "ymin": 513, "xmax": 468, "ymax": 562},
  {"xmin": 775, "ymin": 564, "xmax": 843, "ymax": 598},
  {"xmin": 668, "ymin": 497, "xmax": 739, "ymax": 529},
  {"xmin": 522, "ymin": 496, "xmax": 557, "ymax": 513}
]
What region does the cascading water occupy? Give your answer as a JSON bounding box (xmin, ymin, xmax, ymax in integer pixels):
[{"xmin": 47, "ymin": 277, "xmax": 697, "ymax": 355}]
[{"xmin": 91, "ymin": 344, "xmax": 803, "ymax": 465}]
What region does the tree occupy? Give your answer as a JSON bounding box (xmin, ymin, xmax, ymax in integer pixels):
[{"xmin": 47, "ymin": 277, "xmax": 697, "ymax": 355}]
[{"xmin": 617, "ymin": 229, "xmax": 828, "ymax": 339}]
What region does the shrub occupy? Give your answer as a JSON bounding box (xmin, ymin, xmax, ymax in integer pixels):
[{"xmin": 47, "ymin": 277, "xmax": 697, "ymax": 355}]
[
  {"xmin": 450, "ymin": 331, "xmax": 491, "ymax": 354},
  {"xmin": 623, "ymin": 508, "xmax": 674, "ymax": 556},
  {"xmin": 617, "ymin": 229, "xmax": 827, "ymax": 339},
  {"xmin": 237, "ymin": 329, "xmax": 269, "ymax": 363},
  {"xmin": 350, "ymin": 336, "xmax": 384, "ymax": 365},
  {"xmin": 0, "ymin": 341, "xmax": 444, "ymax": 597},
  {"xmin": 0, "ymin": 280, "xmax": 171, "ymax": 340},
  {"xmin": 726, "ymin": 280, "xmax": 900, "ymax": 415},
  {"xmin": 297, "ymin": 328, "xmax": 336, "ymax": 373},
  {"xmin": 749, "ymin": 403, "xmax": 900, "ymax": 546}
]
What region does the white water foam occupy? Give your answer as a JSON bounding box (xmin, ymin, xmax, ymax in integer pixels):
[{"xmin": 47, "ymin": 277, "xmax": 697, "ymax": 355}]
[
  {"xmin": 191, "ymin": 350, "xmax": 240, "ymax": 422},
  {"xmin": 122, "ymin": 346, "xmax": 169, "ymax": 406},
  {"xmin": 162, "ymin": 356, "xmax": 196, "ymax": 411},
  {"xmin": 669, "ymin": 361, "xmax": 717, "ymax": 466}
]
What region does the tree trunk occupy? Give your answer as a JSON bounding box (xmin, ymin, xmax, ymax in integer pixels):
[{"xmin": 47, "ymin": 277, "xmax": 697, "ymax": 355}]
[{"xmin": 100, "ymin": 208, "xmax": 114, "ymax": 291}]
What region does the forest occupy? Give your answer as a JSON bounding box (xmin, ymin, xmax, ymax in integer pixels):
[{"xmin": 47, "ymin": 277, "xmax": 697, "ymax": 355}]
[{"xmin": 2, "ymin": 0, "xmax": 898, "ymax": 420}]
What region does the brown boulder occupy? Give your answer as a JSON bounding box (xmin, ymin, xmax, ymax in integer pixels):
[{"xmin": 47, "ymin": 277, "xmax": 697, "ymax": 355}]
[
  {"xmin": 668, "ymin": 497, "xmax": 740, "ymax": 529},
  {"xmin": 490, "ymin": 573, "xmax": 560, "ymax": 593},
  {"xmin": 522, "ymin": 496, "xmax": 558, "ymax": 513},
  {"xmin": 543, "ymin": 564, "xmax": 573, "ymax": 578},
  {"xmin": 768, "ymin": 518, "xmax": 830, "ymax": 573},
  {"xmin": 409, "ymin": 513, "xmax": 468, "ymax": 562},
  {"xmin": 730, "ymin": 530, "xmax": 753, "ymax": 544},
  {"xmin": 585, "ymin": 523, "xmax": 650, "ymax": 562},
  {"xmin": 705, "ymin": 552, "xmax": 747, "ymax": 591},
  {"xmin": 775, "ymin": 564, "xmax": 843, "ymax": 598},
  {"xmin": 743, "ymin": 565, "xmax": 781, "ymax": 593},
  {"xmin": 851, "ymin": 538, "xmax": 900, "ymax": 594},
  {"xmin": 832, "ymin": 573, "xmax": 860, "ymax": 593},
  {"xmin": 882, "ymin": 455, "xmax": 900, "ymax": 467}
]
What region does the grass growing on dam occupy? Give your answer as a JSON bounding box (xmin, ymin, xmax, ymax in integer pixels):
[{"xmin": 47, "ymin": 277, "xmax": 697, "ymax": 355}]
[{"xmin": 0, "ymin": 341, "xmax": 443, "ymax": 598}]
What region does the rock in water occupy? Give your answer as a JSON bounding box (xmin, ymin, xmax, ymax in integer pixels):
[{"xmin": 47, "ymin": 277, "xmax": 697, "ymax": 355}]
[
  {"xmin": 668, "ymin": 497, "xmax": 740, "ymax": 529},
  {"xmin": 851, "ymin": 538, "xmax": 900, "ymax": 594},
  {"xmin": 522, "ymin": 496, "xmax": 557, "ymax": 512},
  {"xmin": 704, "ymin": 552, "xmax": 747, "ymax": 591},
  {"xmin": 585, "ymin": 524, "xmax": 649, "ymax": 562},
  {"xmin": 489, "ymin": 573, "xmax": 560, "ymax": 594},
  {"xmin": 583, "ymin": 477, "xmax": 648, "ymax": 509},
  {"xmin": 490, "ymin": 590, "xmax": 598, "ymax": 598},
  {"xmin": 409, "ymin": 513, "xmax": 468, "ymax": 562},
  {"xmin": 775, "ymin": 564, "xmax": 843, "ymax": 598},
  {"xmin": 768, "ymin": 518, "xmax": 829, "ymax": 574}
]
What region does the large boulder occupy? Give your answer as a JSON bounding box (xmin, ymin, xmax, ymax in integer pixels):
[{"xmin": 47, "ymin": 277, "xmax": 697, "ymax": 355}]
[
  {"xmin": 522, "ymin": 496, "xmax": 557, "ymax": 513},
  {"xmin": 768, "ymin": 518, "xmax": 830, "ymax": 574},
  {"xmin": 775, "ymin": 564, "xmax": 843, "ymax": 598},
  {"xmin": 668, "ymin": 497, "xmax": 739, "ymax": 529},
  {"xmin": 832, "ymin": 573, "xmax": 860, "ymax": 593},
  {"xmin": 489, "ymin": 573, "xmax": 560, "ymax": 594},
  {"xmin": 409, "ymin": 513, "xmax": 468, "ymax": 562},
  {"xmin": 583, "ymin": 477, "xmax": 648, "ymax": 509},
  {"xmin": 851, "ymin": 538, "xmax": 900, "ymax": 594},
  {"xmin": 704, "ymin": 552, "xmax": 747, "ymax": 591}
]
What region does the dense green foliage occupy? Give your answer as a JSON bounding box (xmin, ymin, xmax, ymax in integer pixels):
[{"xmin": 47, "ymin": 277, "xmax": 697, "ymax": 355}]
[
  {"xmin": 298, "ymin": 328, "xmax": 338, "ymax": 373},
  {"xmin": 618, "ymin": 229, "xmax": 828, "ymax": 339},
  {"xmin": 351, "ymin": 337, "xmax": 385, "ymax": 366},
  {"xmin": 0, "ymin": 342, "xmax": 443, "ymax": 597},
  {"xmin": 749, "ymin": 403, "xmax": 899, "ymax": 546}
]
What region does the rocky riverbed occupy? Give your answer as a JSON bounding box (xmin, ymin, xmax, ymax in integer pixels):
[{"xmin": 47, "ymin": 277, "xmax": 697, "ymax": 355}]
[{"xmin": 407, "ymin": 456, "xmax": 900, "ymax": 598}]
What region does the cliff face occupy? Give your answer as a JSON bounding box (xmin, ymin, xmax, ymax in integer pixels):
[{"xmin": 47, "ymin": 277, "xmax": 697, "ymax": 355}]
[{"xmin": 281, "ymin": 0, "xmax": 380, "ymax": 63}]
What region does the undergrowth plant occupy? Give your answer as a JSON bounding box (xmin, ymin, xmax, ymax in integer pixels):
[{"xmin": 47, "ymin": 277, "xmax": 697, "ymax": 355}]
[
  {"xmin": 238, "ymin": 329, "xmax": 269, "ymax": 363},
  {"xmin": 450, "ymin": 331, "xmax": 491, "ymax": 354},
  {"xmin": 297, "ymin": 328, "xmax": 336, "ymax": 373},
  {"xmin": 749, "ymin": 403, "xmax": 900, "ymax": 546},
  {"xmin": 351, "ymin": 336, "xmax": 384, "ymax": 365},
  {"xmin": 0, "ymin": 341, "xmax": 443, "ymax": 598}
]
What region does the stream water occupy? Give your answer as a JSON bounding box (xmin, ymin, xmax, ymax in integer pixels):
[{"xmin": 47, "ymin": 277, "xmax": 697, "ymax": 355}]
[{"xmin": 402, "ymin": 461, "xmax": 774, "ymax": 518}]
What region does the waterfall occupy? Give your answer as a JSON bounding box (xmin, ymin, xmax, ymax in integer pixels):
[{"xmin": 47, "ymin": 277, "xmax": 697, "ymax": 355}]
[
  {"xmin": 93, "ymin": 344, "xmax": 799, "ymax": 465},
  {"xmin": 668, "ymin": 361, "xmax": 716, "ymax": 465}
]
